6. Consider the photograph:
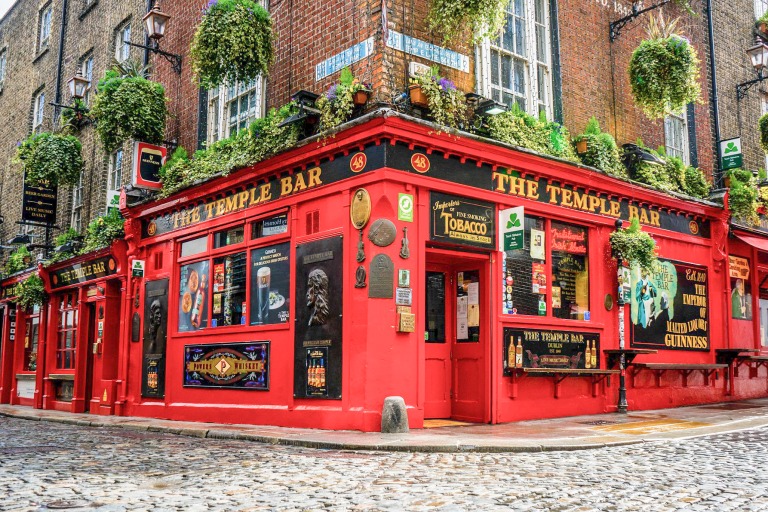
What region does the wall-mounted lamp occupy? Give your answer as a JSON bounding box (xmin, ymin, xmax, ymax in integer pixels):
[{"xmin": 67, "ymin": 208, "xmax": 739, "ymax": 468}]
[
  {"xmin": 8, "ymin": 233, "xmax": 31, "ymax": 245},
  {"xmin": 279, "ymin": 90, "xmax": 321, "ymax": 138},
  {"xmin": 622, "ymin": 143, "xmax": 665, "ymax": 176},
  {"xmin": 736, "ymin": 38, "xmax": 768, "ymax": 100},
  {"xmin": 125, "ymin": 1, "xmax": 182, "ymax": 74}
]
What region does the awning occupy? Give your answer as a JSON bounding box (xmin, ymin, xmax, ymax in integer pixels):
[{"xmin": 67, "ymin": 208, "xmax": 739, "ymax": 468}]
[{"xmin": 733, "ymin": 231, "xmax": 768, "ymax": 252}]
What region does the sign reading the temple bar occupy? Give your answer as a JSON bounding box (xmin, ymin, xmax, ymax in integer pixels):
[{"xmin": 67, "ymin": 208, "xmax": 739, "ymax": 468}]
[
  {"xmin": 429, "ymin": 192, "xmax": 495, "ymax": 249},
  {"xmin": 0, "ymin": 281, "xmax": 23, "ymax": 300},
  {"xmin": 502, "ymin": 327, "xmax": 599, "ymax": 372},
  {"xmin": 630, "ymin": 259, "xmax": 709, "ymax": 351},
  {"xmin": 184, "ymin": 341, "xmax": 270, "ymax": 390},
  {"xmin": 21, "ymin": 180, "xmax": 57, "ymax": 224},
  {"xmin": 132, "ymin": 142, "xmax": 167, "ymax": 191},
  {"xmin": 294, "ymin": 237, "xmax": 343, "ymax": 399},
  {"xmin": 50, "ymin": 255, "xmax": 118, "ymax": 289}
]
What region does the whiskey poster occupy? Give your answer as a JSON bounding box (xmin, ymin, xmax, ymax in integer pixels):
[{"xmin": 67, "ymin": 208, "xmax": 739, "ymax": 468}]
[
  {"xmin": 294, "ymin": 236, "xmax": 343, "ymax": 399},
  {"xmin": 502, "ymin": 327, "xmax": 599, "ymax": 373}
]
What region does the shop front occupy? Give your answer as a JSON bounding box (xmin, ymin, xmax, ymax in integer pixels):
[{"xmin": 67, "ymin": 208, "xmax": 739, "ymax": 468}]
[
  {"xmin": 0, "ymin": 270, "xmax": 44, "ymax": 408},
  {"xmin": 39, "ymin": 243, "xmax": 128, "ymax": 414},
  {"xmin": 117, "ymin": 113, "xmax": 754, "ymax": 432}
]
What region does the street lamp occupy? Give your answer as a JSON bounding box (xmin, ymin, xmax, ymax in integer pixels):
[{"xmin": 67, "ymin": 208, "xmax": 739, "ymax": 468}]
[
  {"xmin": 736, "ymin": 38, "xmax": 768, "ymax": 100},
  {"xmin": 614, "ymin": 219, "xmax": 629, "ymax": 414},
  {"xmin": 67, "ymin": 70, "xmax": 90, "ymax": 100},
  {"xmin": 125, "ymin": 1, "xmax": 182, "ymax": 74}
]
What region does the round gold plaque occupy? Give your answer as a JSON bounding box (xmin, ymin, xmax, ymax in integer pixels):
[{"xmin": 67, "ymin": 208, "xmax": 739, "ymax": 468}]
[
  {"xmin": 368, "ymin": 218, "xmax": 397, "ymax": 247},
  {"xmin": 350, "ymin": 188, "xmax": 372, "ymax": 230}
]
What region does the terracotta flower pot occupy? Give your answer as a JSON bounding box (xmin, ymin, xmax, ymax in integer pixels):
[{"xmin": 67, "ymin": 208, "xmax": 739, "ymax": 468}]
[
  {"xmin": 353, "ymin": 90, "xmax": 370, "ymax": 107},
  {"xmin": 408, "ymin": 84, "xmax": 429, "ymax": 108},
  {"xmin": 576, "ymin": 139, "xmax": 588, "ymax": 154}
]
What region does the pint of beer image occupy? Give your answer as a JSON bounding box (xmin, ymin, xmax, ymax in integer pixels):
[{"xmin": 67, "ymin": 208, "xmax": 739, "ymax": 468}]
[{"xmin": 257, "ymin": 267, "xmax": 271, "ymax": 323}]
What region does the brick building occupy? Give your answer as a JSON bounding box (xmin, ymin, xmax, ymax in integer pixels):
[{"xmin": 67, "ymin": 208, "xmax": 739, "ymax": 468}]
[{"xmin": 0, "ymin": 0, "xmax": 147, "ymax": 264}]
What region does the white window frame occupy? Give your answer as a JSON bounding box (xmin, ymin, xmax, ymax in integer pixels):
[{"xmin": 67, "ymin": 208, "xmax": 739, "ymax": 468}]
[
  {"xmin": 33, "ymin": 90, "xmax": 45, "ymax": 133},
  {"xmin": 664, "ymin": 110, "xmax": 689, "ymax": 165},
  {"xmin": 81, "ymin": 54, "xmax": 94, "ymax": 104},
  {"xmin": 107, "ymin": 148, "xmax": 124, "ymax": 207},
  {"xmin": 756, "ymin": 0, "xmax": 768, "ymax": 18},
  {"xmin": 207, "ymin": 78, "xmax": 266, "ymax": 144},
  {"xmin": 38, "ymin": 4, "xmax": 52, "ymax": 52},
  {"xmin": 475, "ymin": 0, "xmax": 553, "ymax": 119},
  {"xmin": 71, "ymin": 171, "xmax": 84, "ymax": 232},
  {"xmin": 0, "ymin": 49, "xmax": 7, "ymax": 87},
  {"xmin": 114, "ymin": 23, "xmax": 131, "ymax": 63}
]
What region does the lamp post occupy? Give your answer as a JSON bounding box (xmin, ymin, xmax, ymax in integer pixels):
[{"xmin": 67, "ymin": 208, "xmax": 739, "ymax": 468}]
[{"xmin": 615, "ymin": 219, "xmax": 629, "ymax": 414}]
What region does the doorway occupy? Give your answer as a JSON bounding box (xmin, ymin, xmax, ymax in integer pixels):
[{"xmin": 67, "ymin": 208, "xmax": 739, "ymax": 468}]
[{"xmin": 424, "ymin": 250, "xmax": 490, "ymax": 422}]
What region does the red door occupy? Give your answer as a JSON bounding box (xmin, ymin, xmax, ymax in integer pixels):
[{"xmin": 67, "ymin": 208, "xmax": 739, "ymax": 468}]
[{"xmin": 424, "ymin": 252, "xmax": 489, "ymax": 422}]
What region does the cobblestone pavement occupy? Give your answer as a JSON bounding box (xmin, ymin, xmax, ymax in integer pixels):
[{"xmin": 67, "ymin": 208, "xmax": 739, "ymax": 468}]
[{"xmin": 1, "ymin": 418, "xmax": 767, "ymax": 511}]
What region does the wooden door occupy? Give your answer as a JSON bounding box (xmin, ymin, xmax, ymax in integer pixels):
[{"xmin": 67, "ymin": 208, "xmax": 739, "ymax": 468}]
[{"xmin": 424, "ymin": 266, "xmax": 451, "ymax": 418}]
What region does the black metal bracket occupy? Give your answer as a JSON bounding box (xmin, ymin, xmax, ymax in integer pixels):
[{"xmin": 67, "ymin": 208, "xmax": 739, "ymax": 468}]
[
  {"xmin": 126, "ymin": 40, "xmax": 182, "ymax": 74},
  {"xmin": 736, "ymin": 70, "xmax": 767, "ymax": 100},
  {"xmin": 609, "ymin": 0, "xmax": 670, "ymax": 42}
]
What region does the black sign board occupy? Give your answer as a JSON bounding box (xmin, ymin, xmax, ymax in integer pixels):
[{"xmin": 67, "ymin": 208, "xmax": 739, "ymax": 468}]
[
  {"xmin": 294, "ymin": 236, "xmax": 343, "ymax": 399},
  {"xmin": 142, "ymin": 279, "xmax": 168, "ymax": 398},
  {"xmin": 184, "ymin": 341, "xmax": 270, "ymax": 389},
  {"xmin": 503, "ymin": 327, "xmax": 600, "ymax": 372},
  {"xmin": 21, "ymin": 182, "xmax": 57, "ymax": 224},
  {"xmin": 50, "ymin": 256, "xmax": 118, "ymax": 289},
  {"xmin": 631, "ymin": 259, "xmax": 709, "ymax": 351},
  {"xmin": 429, "ymin": 192, "xmax": 495, "ymax": 249}
]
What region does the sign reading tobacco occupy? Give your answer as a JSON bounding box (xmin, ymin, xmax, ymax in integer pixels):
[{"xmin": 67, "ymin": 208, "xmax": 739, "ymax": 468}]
[
  {"xmin": 429, "ymin": 192, "xmax": 495, "ymax": 249},
  {"xmin": 630, "ymin": 259, "xmax": 709, "ymax": 351},
  {"xmin": 50, "ymin": 256, "xmax": 118, "ymax": 289}
]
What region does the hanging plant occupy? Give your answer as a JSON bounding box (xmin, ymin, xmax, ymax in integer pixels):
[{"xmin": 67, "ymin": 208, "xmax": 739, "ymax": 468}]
[
  {"xmin": 573, "ymin": 117, "xmax": 626, "ymax": 177},
  {"xmin": 13, "ymin": 132, "xmax": 83, "ymax": 187},
  {"xmin": 190, "ymin": 0, "xmax": 275, "ymax": 89},
  {"xmin": 727, "ymin": 169, "xmax": 760, "ymax": 225},
  {"xmin": 81, "ymin": 209, "xmax": 125, "ymax": 254},
  {"xmin": 759, "ymin": 113, "xmax": 768, "ymax": 154},
  {"xmin": 609, "ymin": 218, "xmax": 658, "ymax": 272},
  {"xmin": 14, "ymin": 274, "xmax": 46, "ymax": 311},
  {"xmin": 4, "ymin": 246, "xmax": 33, "ymax": 275},
  {"xmin": 628, "ymin": 15, "xmax": 701, "ymax": 119},
  {"xmin": 409, "ymin": 67, "xmax": 466, "ymax": 129},
  {"xmin": 428, "ymin": 0, "xmax": 507, "ymax": 43},
  {"xmin": 316, "ymin": 67, "xmax": 372, "ymax": 131},
  {"xmin": 90, "ymin": 67, "xmax": 168, "ymax": 152}
]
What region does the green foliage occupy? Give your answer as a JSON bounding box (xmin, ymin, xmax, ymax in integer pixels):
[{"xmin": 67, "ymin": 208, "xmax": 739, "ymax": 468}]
[
  {"xmin": 428, "ymin": 0, "xmax": 508, "ymax": 43},
  {"xmin": 13, "ymin": 132, "xmax": 83, "ymax": 187},
  {"xmin": 683, "ymin": 164, "xmax": 711, "ymax": 198},
  {"xmin": 410, "ymin": 67, "xmax": 466, "ymax": 129},
  {"xmin": 81, "ymin": 209, "xmax": 125, "ymax": 254},
  {"xmin": 316, "ymin": 67, "xmax": 371, "ymax": 131},
  {"xmin": 759, "ymin": 113, "xmax": 768, "ymax": 154},
  {"xmin": 5, "ymin": 246, "xmax": 33, "ymax": 275},
  {"xmin": 628, "ymin": 17, "xmax": 701, "ymax": 119},
  {"xmin": 727, "ymin": 169, "xmax": 759, "ymax": 224},
  {"xmin": 609, "ymin": 218, "xmax": 658, "ymax": 273},
  {"xmin": 630, "ymin": 145, "xmax": 709, "ymax": 197},
  {"xmin": 159, "ymin": 105, "xmax": 300, "ymax": 197},
  {"xmin": 14, "ymin": 274, "xmax": 45, "ymax": 311},
  {"xmin": 60, "ymin": 99, "xmax": 91, "ymax": 133},
  {"xmin": 90, "ymin": 68, "xmax": 168, "ymax": 152},
  {"xmin": 573, "ymin": 117, "xmax": 626, "ymax": 177},
  {"xmin": 190, "ymin": 0, "xmax": 275, "ymax": 89},
  {"xmin": 486, "ymin": 104, "xmax": 578, "ymax": 162},
  {"xmin": 46, "ymin": 228, "xmax": 81, "ymax": 265}
]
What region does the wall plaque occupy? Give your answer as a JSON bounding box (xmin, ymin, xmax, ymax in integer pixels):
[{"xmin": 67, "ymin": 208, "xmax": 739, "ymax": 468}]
[
  {"xmin": 395, "ymin": 287, "xmax": 412, "ymax": 306},
  {"xmin": 429, "ymin": 192, "xmax": 495, "ymax": 249},
  {"xmin": 350, "ymin": 188, "xmax": 372, "ymax": 229},
  {"xmin": 369, "ymin": 254, "xmax": 394, "ymax": 298},
  {"xmin": 142, "ymin": 279, "xmax": 168, "ymax": 398},
  {"xmin": 398, "ymin": 313, "xmax": 416, "ymax": 332},
  {"xmin": 368, "ymin": 219, "xmax": 397, "ymax": 247},
  {"xmin": 184, "ymin": 341, "xmax": 269, "ymax": 389}
]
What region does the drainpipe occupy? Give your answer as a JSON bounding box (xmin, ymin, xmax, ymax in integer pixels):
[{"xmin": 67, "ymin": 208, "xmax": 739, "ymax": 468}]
[
  {"xmin": 53, "ymin": 0, "xmax": 69, "ymax": 121},
  {"xmin": 143, "ymin": 0, "xmax": 153, "ymax": 72},
  {"xmin": 706, "ymin": 0, "xmax": 722, "ymax": 188}
]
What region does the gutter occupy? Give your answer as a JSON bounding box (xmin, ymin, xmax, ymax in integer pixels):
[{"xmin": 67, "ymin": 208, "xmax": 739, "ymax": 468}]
[
  {"xmin": 706, "ymin": 0, "xmax": 722, "ymax": 187},
  {"xmin": 53, "ymin": 0, "xmax": 69, "ymax": 110}
]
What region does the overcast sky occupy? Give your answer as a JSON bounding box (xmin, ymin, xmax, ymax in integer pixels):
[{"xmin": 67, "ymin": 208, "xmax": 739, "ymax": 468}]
[{"xmin": 0, "ymin": 0, "xmax": 15, "ymax": 19}]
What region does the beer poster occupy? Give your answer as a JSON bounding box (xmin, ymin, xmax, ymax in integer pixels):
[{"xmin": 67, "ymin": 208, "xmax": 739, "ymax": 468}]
[
  {"xmin": 294, "ymin": 236, "xmax": 343, "ymax": 399},
  {"xmin": 178, "ymin": 261, "xmax": 210, "ymax": 331},
  {"xmin": 249, "ymin": 242, "xmax": 290, "ymax": 325},
  {"xmin": 503, "ymin": 327, "xmax": 599, "ymax": 372},
  {"xmin": 630, "ymin": 259, "xmax": 710, "ymax": 351}
]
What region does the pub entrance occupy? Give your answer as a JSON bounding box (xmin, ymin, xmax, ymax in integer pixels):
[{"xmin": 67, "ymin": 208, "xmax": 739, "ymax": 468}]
[{"xmin": 424, "ymin": 248, "xmax": 490, "ymax": 423}]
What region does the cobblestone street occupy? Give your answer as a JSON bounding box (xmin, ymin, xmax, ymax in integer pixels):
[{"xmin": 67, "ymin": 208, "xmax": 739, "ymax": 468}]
[{"xmin": 1, "ymin": 417, "xmax": 767, "ymax": 511}]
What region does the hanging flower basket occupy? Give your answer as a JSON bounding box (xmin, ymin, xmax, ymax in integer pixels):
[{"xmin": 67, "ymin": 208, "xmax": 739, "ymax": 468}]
[
  {"xmin": 575, "ymin": 139, "xmax": 588, "ymax": 154},
  {"xmin": 427, "ymin": 0, "xmax": 507, "ymax": 43},
  {"xmin": 408, "ymin": 84, "xmax": 429, "ymax": 108},
  {"xmin": 353, "ymin": 89, "xmax": 371, "ymax": 107},
  {"xmin": 190, "ymin": 0, "xmax": 275, "ymax": 89},
  {"xmin": 13, "ymin": 132, "xmax": 83, "ymax": 187},
  {"xmin": 628, "ymin": 15, "xmax": 701, "ymax": 119},
  {"xmin": 609, "ymin": 218, "xmax": 658, "ymax": 273}
]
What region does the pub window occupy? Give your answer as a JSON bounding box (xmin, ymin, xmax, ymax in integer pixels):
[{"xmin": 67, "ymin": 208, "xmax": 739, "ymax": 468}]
[
  {"xmin": 731, "ymin": 261, "xmax": 753, "ymax": 321},
  {"xmin": 71, "ymin": 170, "xmax": 84, "ymax": 232},
  {"xmin": 24, "ymin": 306, "xmax": 40, "ymax": 372},
  {"xmin": 664, "ymin": 110, "xmax": 689, "ymax": 165},
  {"xmin": 0, "ymin": 48, "xmax": 7, "ymax": 88},
  {"xmin": 211, "ymin": 251, "xmax": 247, "ymax": 327},
  {"xmin": 252, "ymin": 213, "xmax": 288, "ymax": 239},
  {"xmin": 32, "ymin": 89, "xmax": 45, "ymax": 133},
  {"xmin": 80, "ymin": 53, "xmax": 94, "ymax": 105},
  {"xmin": 180, "ymin": 236, "xmax": 207, "ymax": 258},
  {"xmin": 502, "ymin": 216, "xmax": 590, "ymax": 320},
  {"xmin": 214, "ymin": 226, "xmax": 245, "ymax": 248},
  {"xmin": 57, "ymin": 293, "xmax": 78, "ymax": 369}
]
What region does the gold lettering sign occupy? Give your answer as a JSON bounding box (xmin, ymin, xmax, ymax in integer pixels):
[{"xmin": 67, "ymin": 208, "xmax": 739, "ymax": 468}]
[{"xmin": 729, "ymin": 256, "xmax": 750, "ymax": 280}]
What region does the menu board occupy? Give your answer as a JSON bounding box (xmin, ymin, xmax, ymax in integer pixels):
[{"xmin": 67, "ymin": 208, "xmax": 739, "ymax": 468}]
[{"xmin": 178, "ymin": 261, "xmax": 210, "ymax": 331}]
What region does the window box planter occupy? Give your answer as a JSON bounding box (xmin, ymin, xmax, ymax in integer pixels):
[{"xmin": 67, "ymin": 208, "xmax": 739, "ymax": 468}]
[
  {"xmin": 575, "ymin": 139, "xmax": 588, "ymax": 155},
  {"xmin": 353, "ymin": 89, "xmax": 371, "ymax": 107},
  {"xmin": 409, "ymin": 84, "xmax": 429, "ymax": 108}
]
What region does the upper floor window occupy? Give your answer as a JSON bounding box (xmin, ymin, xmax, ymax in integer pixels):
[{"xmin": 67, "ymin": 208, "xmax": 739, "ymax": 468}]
[
  {"xmin": 80, "ymin": 53, "xmax": 94, "ymax": 104},
  {"xmin": 756, "ymin": 0, "xmax": 768, "ymax": 18},
  {"xmin": 114, "ymin": 22, "xmax": 131, "ymax": 63},
  {"xmin": 207, "ymin": 78, "xmax": 264, "ymax": 144},
  {"xmin": 476, "ymin": 0, "xmax": 552, "ymax": 118},
  {"xmin": 108, "ymin": 148, "xmax": 123, "ymax": 198},
  {"xmin": 0, "ymin": 49, "xmax": 7, "ymax": 86},
  {"xmin": 33, "ymin": 90, "xmax": 45, "ymax": 133},
  {"xmin": 71, "ymin": 171, "xmax": 84, "ymax": 232},
  {"xmin": 38, "ymin": 4, "xmax": 52, "ymax": 52},
  {"xmin": 664, "ymin": 110, "xmax": 689, "ymax": 164},
  {"xmin": 763, "ymin": 96, "xmax": 768, "ymax": 169}
]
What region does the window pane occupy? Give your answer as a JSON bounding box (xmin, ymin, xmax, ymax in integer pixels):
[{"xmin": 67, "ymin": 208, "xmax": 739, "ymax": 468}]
[
  {"xmin": 732, "ymin": 273, "xmax": 752, "ymax": 320},
  {"xmin": 213, "ymin": 226, "xmax": 245, "ymax": 248},
  {"xmin": 211, "ymin": 252, "xmax": 247, "ymax": 327},
  {"xmin": 513, "ymin": 59, "xmax": 526, "ymax": 94},
  {"xmin": 551, "ymin": 222, "xmax": 589, "ymax": 320},
  {"xmin": 181, "ymin": 236, "xmax": 207, "ymax": 258},
  {"xmin": 426, "ymin": 272, "xmax": 446, "ymax": 342},
  {"xmin": 501, "ymin": 54, "xmax": 512, "ymax": 89},
  {"xmin": 251, "ymin": 214, "xmax": 288, "ymax": 239},
  {"xmin": 491, "ymin": 49, "xmax": 500, "ymax": 86},
  {"xmin": 502, "ymin": 216, "xmax": 545, "ymax": 316}
]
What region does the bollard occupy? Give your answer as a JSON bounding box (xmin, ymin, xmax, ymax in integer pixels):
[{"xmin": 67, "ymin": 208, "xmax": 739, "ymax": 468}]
[{"xmin": 381, "ymin": 396, "xmax": 409, "ymax": 433}]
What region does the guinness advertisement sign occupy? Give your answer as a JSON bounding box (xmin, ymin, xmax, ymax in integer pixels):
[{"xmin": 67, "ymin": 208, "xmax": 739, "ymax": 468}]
[
  {"xmin": 50, "ymin": 256, "xmax": 118, "ymax": 289},
  {"xmin": 429, "ymin": 192, "xmax": 495, "ymax": 249}
]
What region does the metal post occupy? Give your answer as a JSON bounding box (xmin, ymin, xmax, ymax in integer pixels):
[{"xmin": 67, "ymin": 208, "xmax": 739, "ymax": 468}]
[{"xmin": 617, "ymin": 256, "xmax": 628, "ymax": 414}]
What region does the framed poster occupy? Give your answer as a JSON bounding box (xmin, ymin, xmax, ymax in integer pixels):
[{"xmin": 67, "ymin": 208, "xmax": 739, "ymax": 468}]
[
  {"xmin": 250, "ymin": 242, "xmax": 290, "ymax": 325},
  {"xmin": 184, "ymin": 341, "xmax": 269, "ymax": 390},
  {"xmin": 178, "ymin": 260, "xmax": 210, "ymax": 332}
]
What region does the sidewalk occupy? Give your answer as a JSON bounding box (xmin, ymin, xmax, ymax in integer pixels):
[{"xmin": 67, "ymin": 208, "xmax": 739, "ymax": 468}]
[{"xmin": 2, "ymin": 399, "xmax": 768, "ymax": 453}]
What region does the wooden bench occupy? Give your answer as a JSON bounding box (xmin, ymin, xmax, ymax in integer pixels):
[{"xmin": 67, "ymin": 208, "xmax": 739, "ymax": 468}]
[
  {"xmin": 506, "ymin": 368, "xmax": 618, "ymax": 399},
  {"xmin": 629, "ymin": 363, "xmax": 727, "ymax": 388}
]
